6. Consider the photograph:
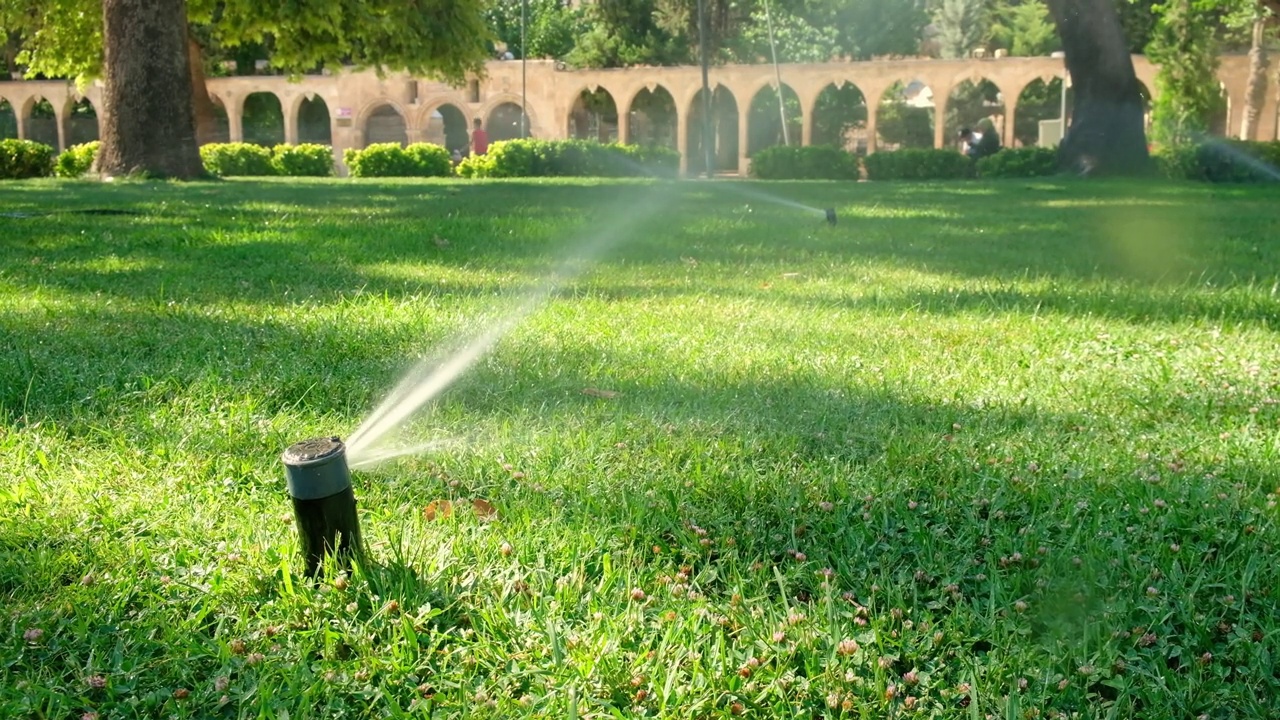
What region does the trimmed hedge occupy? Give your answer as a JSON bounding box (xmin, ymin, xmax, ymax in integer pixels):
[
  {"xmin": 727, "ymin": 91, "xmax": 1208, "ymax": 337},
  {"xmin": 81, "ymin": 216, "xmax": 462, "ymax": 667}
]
[
  {"xmin": 55, "ymin": 141, "xmax": 101, "ymax": 178},
  {"xmin": 976, "ymin": 147, "xmax": 1060, "ymax": 179},
  {"xmin": 200, "ymin": 142, "xmax": 276, "ymax": 177},
  {"xmin": 343, "ymin": 142, "xmax": 452, "ymax": 177},
  {"xmin": 863, "ymin": 148, "xmax": 975, "ymax": 181},
  {"xmin": 272, "ymin": 143, "xmax": 334, "ymax": 177},
  {"xmin": 749, "ymin": 145, "xmax": 860, "ymax": 180},
  {"xmin": 0, "ymin": 138, "xmax": 56, "ymax": 179},
  {"xmin": 456, "ymin": 139, "xmax": 680, "ymax": 178},
  {"xmin": 1154, "ymin": 140, "xmax": 1280, "ymax": 183}
]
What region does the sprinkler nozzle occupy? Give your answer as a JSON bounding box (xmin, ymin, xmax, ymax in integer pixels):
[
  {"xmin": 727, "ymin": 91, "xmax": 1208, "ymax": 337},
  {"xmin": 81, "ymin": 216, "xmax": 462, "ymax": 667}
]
[
  {"xmin": 282, "ymin": 436, "xmax": 365, "ymax": 577},
  {"xmin": 825, "ymin": 208, "xmax": 837, "ymax": 225}
]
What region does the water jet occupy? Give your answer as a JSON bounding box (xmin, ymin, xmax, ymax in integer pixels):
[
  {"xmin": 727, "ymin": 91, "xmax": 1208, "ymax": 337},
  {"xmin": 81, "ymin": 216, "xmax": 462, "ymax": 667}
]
[{"xmin": 282, "ymin": 436, "xmax": 365, "ymax": 577}]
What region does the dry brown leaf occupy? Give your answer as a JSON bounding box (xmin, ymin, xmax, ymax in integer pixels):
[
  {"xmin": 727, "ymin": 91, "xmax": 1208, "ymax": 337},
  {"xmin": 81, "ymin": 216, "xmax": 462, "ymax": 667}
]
[
  {"xmin": 472, "ymin": 498, "xmax": 498, "ymax": 520},
  {"xmin": 424, "ymin": 499, "xmax": 453, "ymax": 521},
  {"xmin": 582, "ymin": 387, "xmax": 620, "ymax": 399}
]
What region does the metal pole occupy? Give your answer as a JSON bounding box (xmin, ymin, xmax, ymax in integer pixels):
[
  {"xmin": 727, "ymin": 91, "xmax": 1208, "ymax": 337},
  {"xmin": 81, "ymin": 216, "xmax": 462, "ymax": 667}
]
[
  {"xmin": 764, "ymin": 0, "xmax": 790, "ymax": 146},
  {"xmin": 521, "ymin": 0, "xmax": 528, "ymax": 138},
  {"xmin": 698, "ymin": 0, "xmax": 714, "ymax": 178}
]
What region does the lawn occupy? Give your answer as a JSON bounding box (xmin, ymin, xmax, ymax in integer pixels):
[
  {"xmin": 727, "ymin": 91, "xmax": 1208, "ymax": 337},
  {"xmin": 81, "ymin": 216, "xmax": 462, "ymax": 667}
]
[{"xmin": 2, "ymin": 176, "xmax": 1279, "ymax": 719}]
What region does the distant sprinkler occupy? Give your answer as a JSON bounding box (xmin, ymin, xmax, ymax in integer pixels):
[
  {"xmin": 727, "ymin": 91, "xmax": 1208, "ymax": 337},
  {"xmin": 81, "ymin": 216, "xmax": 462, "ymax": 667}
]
[
  {"xmin": 825, "ymin": 208, "xmax": 837, "ymax": 226},
  {"xmin": 282, "ymin": 437, "xmax": 365, "ymax": 578}
]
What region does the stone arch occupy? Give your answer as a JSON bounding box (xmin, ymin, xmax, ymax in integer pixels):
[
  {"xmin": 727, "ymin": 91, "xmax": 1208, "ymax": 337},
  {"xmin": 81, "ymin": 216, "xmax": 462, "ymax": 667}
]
[
  {"xmin": 242, "ymin": 91, "xmax": 285, "ymax": 146},
  {"xmin": 477, "ymin": 93, "xmax": 536, "ymax": 139},
  {"xmin": 0, "ymin": 97, "xmax": 16, "ymax": 140},
  {"xmin": 624, "ymin": 85, "xmax": 678, "ymax": 149},
  {"xmin": 568, "ymin": 86, "xmax": 619, "ymax": 143},
  {"xmin": 746, "ymin": 82, "xmax": 802, "ymax": 156},
  {"xmin": 360, "ymin": 100, "xmax": 409, "ymax": 147},
  {"xmin": 1012, "ymin": 76, "xmax": 1066, "ymax": 148},
  {"xmin": 944, "ymin": 78, "xmax": 1005, "ymax": 148},
  {"xmin": 65, "ymin": 97, "xmax": 99, "ymax": 146},
  {"xmin": 811, "ymin": 81, "xmax": 869, "ymax": 152},
  {"xmin": 203, "ymin": 93, "xmax": 232, "ymax": 145},
  {"xmin": 877, "ymin": 80, "xmax": 936, "ymax": 151},
  {"xmin": 1135, "ymin": 79, "xmax": 1154, "ymax": 133},
  {"xmin": 422, "ymin": 102, "xmax": 471, "ymax": 152},
  {"xmin": 24, "ymin": 96, "xmax": 59, "ymax": 148},
  {"xmin": 296, "ymin": 94, "xmax": 332, "ymax": 144},
  {"xmin": 686, "ymin": 84, "xmax": 740, "ymax": 174}
]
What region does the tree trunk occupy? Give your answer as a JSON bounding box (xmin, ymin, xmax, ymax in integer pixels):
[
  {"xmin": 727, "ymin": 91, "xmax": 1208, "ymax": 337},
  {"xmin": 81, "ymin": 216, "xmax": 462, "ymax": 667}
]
[
  {"xmin": 188, "ymin": 31, "xmax": 222, "ymax": 146},
  {"xmin": 97, "ymin": 0, "xmax": 205, "ymax": 179},
  {"xmin": 1044, "ymin": 0, "xmax": 1151, "ymax": 176},
  {"xmin": 1239, "ymin": 15, "xmax": 1269, "ymax": 140}
]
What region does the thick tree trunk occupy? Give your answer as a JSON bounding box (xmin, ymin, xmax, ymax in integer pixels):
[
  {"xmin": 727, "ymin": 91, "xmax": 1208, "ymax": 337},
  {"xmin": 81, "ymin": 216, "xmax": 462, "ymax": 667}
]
[
  {"xmin": 1044, "ymin": 0, "xmax": 1151, "ymax": 176},
  {"xmin": 97, "ymin": 0, "xmax": 205, "ymax": 179},
  {"xmin": 1239, "ymin": 15, "xmax": 1269, "ymax": 140},
  {"xmin": 188, "ymin": 31, "xmax": 222, "ymax": 146}
]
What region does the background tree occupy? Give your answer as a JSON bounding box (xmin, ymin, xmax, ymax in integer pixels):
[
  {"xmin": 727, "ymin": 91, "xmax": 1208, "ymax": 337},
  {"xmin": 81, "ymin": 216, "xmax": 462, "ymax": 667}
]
[
  {"xmin": 988, "ymin": 0, "xmax": 1062, "ymax": 56},
  {"xmin": 1145, "ymin": 0, "xmax": 1226, "ymax": 144},
  {"xmin": 1043, "ymin": 0, "xmax": 1152, "ymax": 174},
  {"xmin": 8, "ymin": 0, "xmax": 494, "ymax": 175},
  {"xmin": 933, "ymin": 0, "xmax": 988, "ymax": 58}
]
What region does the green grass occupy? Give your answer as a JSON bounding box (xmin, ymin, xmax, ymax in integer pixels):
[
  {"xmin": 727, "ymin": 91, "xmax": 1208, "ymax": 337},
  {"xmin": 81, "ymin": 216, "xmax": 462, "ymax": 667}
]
[{"xmin": 2, "ymin": 176, "xmax": 1279, "ymax": 719}]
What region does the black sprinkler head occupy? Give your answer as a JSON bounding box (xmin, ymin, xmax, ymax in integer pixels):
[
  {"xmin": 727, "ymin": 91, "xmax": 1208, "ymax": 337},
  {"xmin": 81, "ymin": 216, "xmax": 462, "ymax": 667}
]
[
  {"xmin": 282, "ymin": 436, "xmax": 365, "ymax": 577},
  {"xmin": 825, "ymin": 208, "xmax": 837, "ymax": 225}
]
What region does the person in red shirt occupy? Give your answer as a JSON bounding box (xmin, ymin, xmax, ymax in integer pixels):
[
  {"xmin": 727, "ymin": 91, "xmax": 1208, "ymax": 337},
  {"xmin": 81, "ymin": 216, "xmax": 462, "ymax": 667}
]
[{"xmin": 471, "ymin": 118, "xmax": 489, "ymax": 156}]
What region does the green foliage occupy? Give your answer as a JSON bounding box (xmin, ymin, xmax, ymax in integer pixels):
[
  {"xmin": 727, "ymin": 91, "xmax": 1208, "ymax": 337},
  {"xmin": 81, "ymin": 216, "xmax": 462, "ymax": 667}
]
[
  {"xmin": 933, "ymin": 0, "xmax": 988, "ymax": 58},
  {"xmin": 810, "ymin": 84, "xmax": 868, "ymax": 150},
  {"xmin": 748, "ymin": 145, "xmax": 859, "ymax": 180},
  {"xmin": 827, "ymin": 0, "xmax": 931, "ymax": 60},
  {"xmin": 878, "ymin": 87, "xmax": 935, "ymax": 149},
  {"xmin": 456, "ymin": 139, "xmax": 679, "ymax": 178},
  {"xmin": 271, "ymin": 144, "xmax": 334, "ymax": 177},
  {"xmin": 199, "ymin": 142, "xmax": 277, "ymax": 177},
  {"xmin": 54, "ymin": 141, "xmax": 100, "ymax": 178},
  {"xmin": 486, "ymin": 0, "xmax": 581, "ymax": 59},
  {"xmin": 343, "ymin": 142, "xmax": 453, "ymax": 178},
  {"xmin": 0, "ymin": 138, "xmax": 56, "ymax": 179},
  {"xmin": 1154, "ymin": 140, "xmax": 1280, "ymax": 182},
  {"xmin": 565, "ymin": 0, "xmax": 688, "ymax": 67},
  {"xmin": 242, "ymin": 93, "xmax": 284, "ymax": 147},
  {"xmin": 976, "ymin": 146, "xmax": 1060, "ymax": 177},
  {"xmin": 1146, "ymin": 0, "xmax": 1228, "ymax": 145},
  {"xmin": 1013, "ymin": 78, "xmax": 1065, "ymax": 147},
  {"xmin": 863, "ymin": 148, "xmax": 975, "ymax": 180},
  {"xmin": 988, "ymin": 0, "xmax": 1060, "ymax": 56},
  {"xmin": 733, "ymin": 5, "xmax": 840, "ymax": 63}
]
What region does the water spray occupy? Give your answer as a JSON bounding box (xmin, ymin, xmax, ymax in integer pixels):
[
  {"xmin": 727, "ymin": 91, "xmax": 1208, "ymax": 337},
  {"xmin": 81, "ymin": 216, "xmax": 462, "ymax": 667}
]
[{"xmin": 282, "ymin": 436, "xmax": 365, "ymax": 577}]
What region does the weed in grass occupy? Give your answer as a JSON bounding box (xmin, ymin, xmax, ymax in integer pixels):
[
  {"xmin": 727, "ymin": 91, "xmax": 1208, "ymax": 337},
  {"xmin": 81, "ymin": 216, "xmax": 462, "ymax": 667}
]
[{"xmin": 1, "ymin": 177, "xmax": 1279, "ymax": 718}]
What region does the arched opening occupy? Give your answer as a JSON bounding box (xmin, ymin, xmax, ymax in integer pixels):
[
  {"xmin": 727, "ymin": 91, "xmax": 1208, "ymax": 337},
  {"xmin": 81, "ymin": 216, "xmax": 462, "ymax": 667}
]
[
  {"xmin": 811, "ymin": 82, "xmax": 869, "ymax": 153},
  {"xmin": 243, "ymin": 92, "xmax": 284, "ymax": 146},
  {"xmin": 298, "ymin": 96, "xmax": 332, "ymax": 145},
  {"xmin": 944, "ymin": 79, "xmax": 1005, "ymax": 149},
  {"xmin": 1013, "ymin": 78, "xmax": 1066, "ymax": 148},
  {"xmin": 26, "ymin": 98, "xmax": 58, "ymax": 148},
  {"xmin": 425, "ymin": 104, "xmax": 469, "ymax": 153},
  {"xmin": 877, "ymin": 80, "xmax": 935, "ymax": 151},
  {"xmin": 66, "ymin": 98, "xmax": 99, "ymax": 145},
  {"xmin": 0, "ymin": 99, "xmax": 16, "ymax": 140},
  {"xmin": 569, "ymin": 88, "xmax": 619, "ymax": 143},
  {"xmin": 686, "ymin": 85, "xmax": 739, "ymax": 175},
  {"xmin": 1135, "ymin": 80, "xmax": 1153, "ymax": 133},
  {"xmin": 626, "ymin": 87, "xmax": 678, "ymax": 149},
  {"xmin": 206, "ymin": 96, "xmax": 231, "ymax": 144},
  {"xmin": 365, "ymin": 104, "xmax": 408, "ymax": 147},
  {"xmin": 747, "ymin": 83, "xmax": 802, "ymax": 156},
  {"xmin": 1210, "ymin": 82, "xmax": 1230, "ymax": 137},
  {"xmin": 486, "ymin": 102, "xmax": 527, "ymax": 142}
]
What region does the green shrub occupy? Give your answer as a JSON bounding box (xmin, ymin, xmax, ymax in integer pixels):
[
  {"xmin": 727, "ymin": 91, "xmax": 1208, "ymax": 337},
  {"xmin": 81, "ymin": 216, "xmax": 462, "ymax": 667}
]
[
  {"xmin": 55, "ymin": 141, "xmax": 101, "ymax": 178},
  {"xmin": 344, "ymin": 142, "xmax": 452, "ymax": 177},
  {"xmin": 404, "ymin": 143, "xmax": 453, "ymax": 177},
  {"xmin": 863, "ymin": 148, "xmax": 975, "ymax": 181},
  {"xmin": 749, "ymin": 145, "xmax": 859, "ymax": 180},
  {"xmin": 1154, "ymin": 140, "xmax": 1280, "ymax": 183},
  {"xmin": 200, "ymin": 142, "xmax": 277, "ymax": 177},
  {"xmin": 271, "ymin": 143, "xmax": 333, "ymax": 177},
  {"xmin": 0, "ymin": 138, "xmax": 56, "ymax": 179},
  {"xmin": 456, "ymin": 139, "xmax": 679, "ymax": 178},
  {"xmin": 976, "ymin": 147, "xmax": 1060, "ymax": 179}
]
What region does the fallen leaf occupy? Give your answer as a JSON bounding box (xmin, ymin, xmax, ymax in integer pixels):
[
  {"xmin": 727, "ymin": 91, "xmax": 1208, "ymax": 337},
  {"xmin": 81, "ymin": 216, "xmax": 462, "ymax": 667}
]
[
  {"xmin": 472, "ymin": 499, "xmax": 498, "ymax": 520},
  {"xmin": 582, "ymin": 388, "xmax": 620, "ymax": 399},
  {"xmin": 424, "ymin": 500, "xmax": 453, "ymax": 521}
]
